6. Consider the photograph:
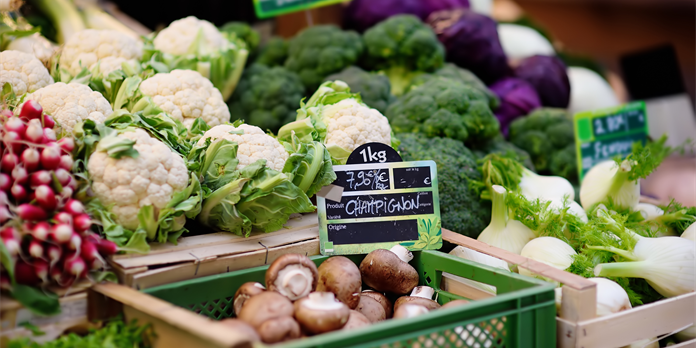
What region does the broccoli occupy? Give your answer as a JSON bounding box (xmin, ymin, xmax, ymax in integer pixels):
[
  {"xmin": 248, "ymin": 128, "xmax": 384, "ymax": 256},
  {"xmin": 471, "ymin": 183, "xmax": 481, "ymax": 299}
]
[
  {"xmin": 472, "ymin": 134, "xmax": 535, "ymax": 170},
  {"xmin": 324, "ymin": 66, "xmax": 396, "ymax": 114},
  {"xmin": 361, "ymin": 15, "xmax": 445, "ymax": 96},
  {"xmin": 508, "ymin": 108, "xmax": 578, "ymax": 182},
  {"xmin": 285, "ymin": 25, "xmax": 363, "ymax": 92},
  {"xmin": 228, "ymin": 64, "xmax": 305, "ymax": 134},
  {"xmin": 255, "ymin": 37, "xmax": 288, "ymax": 67},
  {"xmin": 409, "ymin": 63, "xmax": 500, "ymax": 109},
  {"xmin": 219, "ymin": 22, "xmax": 260, "ymax": 52},
  {"xmin": 386, "ymin": 77, "xmax": 500, "ymax": 146},
  {"xmin": 398, "ymin": 133, "xmax": 491, "ymax": 238}
]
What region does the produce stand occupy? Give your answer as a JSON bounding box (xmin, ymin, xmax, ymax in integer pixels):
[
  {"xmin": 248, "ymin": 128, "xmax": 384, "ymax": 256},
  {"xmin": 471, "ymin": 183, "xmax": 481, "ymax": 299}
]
[{"xmin": 442, "ymin": 229, "xmax": 696, "ymax": 348}]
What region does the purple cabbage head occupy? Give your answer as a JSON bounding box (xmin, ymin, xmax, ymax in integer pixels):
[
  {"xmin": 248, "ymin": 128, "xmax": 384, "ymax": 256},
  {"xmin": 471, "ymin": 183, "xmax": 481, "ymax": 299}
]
[
  {"xmin": 344, "ymin": 0, "xmax": 469, "ymax": 33},
  {"xmin": 427, "ymin": 9, "xmax": 511, "ymax": 84},
  {"xmin": 489, "ymin": 77, "xmax": 541, "ymax": 135},
  {"xmin": 514, "ymin": 55, "xmax": 571, "ymax": 108}
]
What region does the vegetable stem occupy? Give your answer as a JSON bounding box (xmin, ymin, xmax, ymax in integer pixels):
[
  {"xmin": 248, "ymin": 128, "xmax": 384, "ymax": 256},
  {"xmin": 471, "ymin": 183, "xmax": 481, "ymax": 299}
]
[
  {"xmin": 586, "ymin": 245, "xmax": 638, "ymax": 261},
  {"xmin": 489, "ymin": 185, "xmax": 508, "ymax": 231},
  {"xmin": 594, "ymin": 260, "xmax": 648, "ymax": 279},
  {"xmin": 607, "ymin": 161, "xmax": 632, "ymax": 198}
]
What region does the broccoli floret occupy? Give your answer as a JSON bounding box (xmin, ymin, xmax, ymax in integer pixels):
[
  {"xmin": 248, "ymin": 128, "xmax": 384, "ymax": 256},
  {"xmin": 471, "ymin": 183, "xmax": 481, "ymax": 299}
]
[
  {"xmin": 255, "ymin": 37, "xmax": 288, "ymax": 67},
  {"xmin": 219, "ymin": 22, "xmax": 260, "ymax": 52},
  {"xmin": 398, "ymin": 133, "xmax": 491, "ymax": 238},
  {"xmin": 472, "ymin": 134, "xmax": 535, "ymax": 170},
  {"xmin": 508, "ymin": 108, "xmax": 578, "ymax": 181},
  {"xmin": 361, "ymin": 15, "xmax": 445, "ymax": 96},
  {"xmin": 386, "ymin": 77, "xmax": 500, "ymax": 146},
  {"xmin": 324, "ymin": 66, "xmax": 396, "ymax": 114},
  {"xmin": 285, "ymin": 25, "xmax": 363, "ymax": 92},
  {"xmin": 409, "ymin": 63, "xmax": 499, "ymax": 109},
  {"xmin": 228, "ymin": 64, "xmax": 305, "ymax": 133}
]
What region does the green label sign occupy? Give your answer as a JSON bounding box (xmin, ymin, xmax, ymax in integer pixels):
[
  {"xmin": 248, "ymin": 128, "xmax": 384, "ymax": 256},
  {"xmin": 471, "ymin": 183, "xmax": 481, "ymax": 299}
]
[
  {"xmin": 253, "ymin": 0, "xmax": 346, "ymax": 19},
  {"xmin": 317, "ymin": 161, "xmax": 442, "ymax": 256},
  {"xmin": 574, "ymin": 102, "xmax": 649, "ymax": 181}
]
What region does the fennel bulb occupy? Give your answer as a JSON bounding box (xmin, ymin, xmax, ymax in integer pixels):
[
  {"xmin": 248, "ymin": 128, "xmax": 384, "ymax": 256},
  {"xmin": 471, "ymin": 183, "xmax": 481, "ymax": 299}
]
[
  {"xmin": 478, "ymin": 185, "xmax": 537, "ymax": 268},
  {"xmin": 634, "ymin": 203, "xmax": 664, "ymax": 220},
  {"xmin": 497, "ymin": 24, "xmax": 555, "ymax": 61},
  {"xmin": 592, "ymin": 235, "xmax": 695, "ymax": 297},
  {"xmin": 567, "ymin": 67, "xmax": 620, "ymax": 116},
  {"xmin": 448, "ymin": 246, "xmax": 510, "ymax": 295},
  {"xmin": 554, "ymin": 278, "xmax": 632, "ymax": 318},
  {"xmin": 675, "ymin": 324, "xmax": 695, "ymax": 342},
  {"xmin": 682, "ymin": 222, "xmax": 695, "ymax": 242},
  {"xmin": 549, "ymin": 199, "xmax": 588, "ymax": 223},
  {"xmin": 519, "ymin": 237, "xmax": 576, "ymax": 284},
  {"xmin": 580, "ymin": 160, "xmax": 640, "ymax": 212},
  {"xmin": 519, "ymin": 170, "xmax": 575, "ymax": 203}
]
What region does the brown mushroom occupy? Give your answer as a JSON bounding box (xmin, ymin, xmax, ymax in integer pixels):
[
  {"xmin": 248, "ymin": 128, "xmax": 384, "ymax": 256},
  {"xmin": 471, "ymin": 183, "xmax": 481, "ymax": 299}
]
[
  {"xmin": 361, "ymin": 290, "xmax": 393, "ymax": 318},
  {"xmin": 316, "ymin": 256, "xmax": 362, "ymax": 309},
  {"xmin": 256, "ymin": 316, "xmax": 301, "ymax": 343},
  {"xmin": 238, "ymin": 291, "xmax": 294, "ymax": 328},
  {"xmin": 294, "ymin": 292, "xmax": 350, "ymax": 334},
  {"xmin": 394, "ymin": 286, "xmax": 441, "ymax": 312},
  {"xmin": 342, "ymin": 310, "xmax": 371, "ymax": 330},
  {"xmin": 393, "ymin": 304, "xmax": 429, "ymax": 319},
  {"xmin": 218, "ymin": 319, "xmax": 261, "ymax": 342},
  {"xmin": 359, "ymin": 245, "xmax": 418, "ymax": 295},
  {"xmin": 266, "ymin": 254, "xmax": 318, "ymax": 301},
  {"xmin": 233, "ymin": 282, "xmax": 266, "ymax": 315},
  {"xmin": 355, "ymin": 293, "xmax": 386, "ymax": 322},
  {"xmin": 441, "ymin": 299, "xmax": 470, "ymax": 310}
]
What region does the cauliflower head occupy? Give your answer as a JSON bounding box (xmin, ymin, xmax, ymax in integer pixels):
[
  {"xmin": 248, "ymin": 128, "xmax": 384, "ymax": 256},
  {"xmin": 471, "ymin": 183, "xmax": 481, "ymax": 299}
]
[
  {"xmin": 0, "ymin": 50, "xmax": 53, "ymax": 95},
  {"xmin": 154, "ymin": 16, "xmax": 228, "ymax": 55},
  {"xmin": 24, "ymin": 82, "xmax": 112, "ymax": 132},
  {"xmin": 88, "ymin": 129, "xmax": 189, "ymax": 229},
  {"xmin": 59, "ymin": 29, "xmax": 143, "ymax": 76},
  {"xmin": 140, "ymin": 69, "xmax": 230, "ymax": 128},
  {"xmin": 322, "ymin": 98, "xmax": 392, "ymax": 152},
  {"xmin": 198, "ymin": 124, "xmax": 288, "ymax": 171}
]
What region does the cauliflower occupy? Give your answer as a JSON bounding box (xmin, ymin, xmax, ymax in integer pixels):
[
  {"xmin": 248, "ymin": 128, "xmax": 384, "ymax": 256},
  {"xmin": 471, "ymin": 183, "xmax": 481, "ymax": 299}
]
[
  {"xmin": 198, "ymin": 124, "xmax": 288, "ymax": 171},
  {"xmin": 88, "ymin": 129, "xmax": 189, "ymax": 229},
  {"xmin": 139, "ymin": 69, "xmax": 230, "ymax": 128},
  {"xmin": 322, "ymin": 98, "xmax": 392, "ymax": 152},
  {"xmin": 59, "ymin": 29, "xmax": 142, "ymax": 76},
  {"xmin": 0, "ymin": 50, "xmax": 54, "ymax": 95},
  {"xmin": 153, "ymin": 16, "xmax": 229, "ymax": 55},
  {"xmin": 23, "ymin": 82, "xmax": 112, "ymax": 132},
  {"xmin": 6, "ymin": 34, "xmax": 57, "ymax": 65}
]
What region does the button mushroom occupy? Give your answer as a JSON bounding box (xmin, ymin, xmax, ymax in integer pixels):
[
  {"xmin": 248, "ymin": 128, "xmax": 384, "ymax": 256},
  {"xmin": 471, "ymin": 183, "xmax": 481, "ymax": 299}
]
[
  {"xmin": 238, "ymin": 291, "xmax": 300, "ymax": 343},
  {"xmin": 233, "ymin": 282, "xmax": 266, "ymax": 315},
  {"xmin": 218, "ymin": 319, "xmax": 260, "ymax": 342},
  {"xmin": 294, "ymin": 292, "xmax": 350, "ymax": 334},
  {"xmin": 394, "ymin": 286, "xmax": 441, "ymax": 312},
  {"xmin": 441, "ymin": 299, "xmax": 471, "ymax": 310},
  {"xmin": 342, "ymin": 310, "xmax": 372, "ymax": 330},
  {"xmin": 393, "ymin": 304, "xmax": 430, "ymax": 319},
  {"xmin": 359, "ymin": 245, "xmax": 419, "ymax": 295},
  {"xmin": 316, "ymin": 256, "xmax": 362, "ymax": 309},
  {"xmin": 355, "ymin": 293, "xmax": 387, "ymax": 323},
  {"xmin": 256, "ymin": 316, "xmax": 301, "ymax": 343},
  {"xmin": 361, "ymin": 290, "xmax": 393, "ymax": 318},
  {"xmin": 266, "ymin": 254, "xmax": 318, "ymax": 301}
]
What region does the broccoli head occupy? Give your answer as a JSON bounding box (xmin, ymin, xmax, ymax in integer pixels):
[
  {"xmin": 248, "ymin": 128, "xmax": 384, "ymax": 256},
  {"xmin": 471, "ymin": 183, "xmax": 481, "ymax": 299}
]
[
  {"xmin": 386, "ymin": 77, "xmax": 500, "ymax": 146},
  {"xmin": 361, "ymin": 15, "xmax": 445, "ymax": 95},
  {"xmin": 285, "ymin": 25, "xmax": 364, "ymax": 92},
  {"xmin": 508, "ymin": 108, "xmax": 578, "ymax": 181},
  {"xmin": 398, "ymin": 133, "xmax": 491, "ymax": 238},
  {"xmin": 228, "ymin": 63, "xmax": 305, "ymax": 133},
  {"xmin": 255, "ymin": 37, "xmax": 288, "ymax": 67},
  {"xmin": 409, "ymin": 63, "xmax": 499, "ymax": 109},
  {"xmin": 472, "ymin": 134, "xmax": 535, "ymax": 170},
  {"xmin": 219, "ymin": 21, "xmax": 260, "ymax": 52},
  {"xmin": 325, "ymin": 66, "xmax": 396, "ymax": 114}
]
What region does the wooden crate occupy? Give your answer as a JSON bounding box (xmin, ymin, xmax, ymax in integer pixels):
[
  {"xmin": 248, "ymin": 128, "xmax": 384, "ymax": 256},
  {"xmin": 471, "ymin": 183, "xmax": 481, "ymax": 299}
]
[
  {"xmin": 109, "ymin": 213, "xmax": 320, "ymax": 290},
  {"xmin": 443, "ymin": 229, "xmax": 696, "ymax": 348}
]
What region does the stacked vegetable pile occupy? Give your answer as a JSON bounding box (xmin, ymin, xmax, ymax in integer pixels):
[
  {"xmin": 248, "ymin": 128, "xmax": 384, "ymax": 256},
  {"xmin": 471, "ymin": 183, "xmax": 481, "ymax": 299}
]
[{"xmin": 222, "ymin": 248, "xmax": 478, "ymax": 344}]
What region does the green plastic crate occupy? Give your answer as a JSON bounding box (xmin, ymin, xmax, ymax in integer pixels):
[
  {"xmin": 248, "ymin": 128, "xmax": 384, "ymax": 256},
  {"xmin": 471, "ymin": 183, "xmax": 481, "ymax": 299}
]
[{"xmin": 143, "ymin": 250, "xmax": 556, "ymax": 348}]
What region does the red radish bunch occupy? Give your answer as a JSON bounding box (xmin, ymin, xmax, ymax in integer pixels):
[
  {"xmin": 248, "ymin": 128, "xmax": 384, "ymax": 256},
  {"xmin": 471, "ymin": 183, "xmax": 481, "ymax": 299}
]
[{"xmin": 0, "ymin": 101, "xmax": 117, "ymax": 290}]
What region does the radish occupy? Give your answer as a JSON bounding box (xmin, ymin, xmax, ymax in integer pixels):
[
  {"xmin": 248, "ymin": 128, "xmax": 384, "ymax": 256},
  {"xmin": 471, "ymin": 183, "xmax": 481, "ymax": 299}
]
[
  {"xmin": 51, "ymin": 223, "xmax": 73, "ymax": 243},
  {"xmin": 21, "ymin": 148, "xmax": 40, "ymax": 172},
  {"xmin": 30, "ymin": 170, "xmax": 52, "ymax": 187},
  {"xmin": 0, "ymin": 227, "xmax": 20, "ymax": 255},
  {"xmin": 34, "ymin": 259, "xmax": 49, "ymax": 283},
  {"xmin": 0, "ymin": 173, "xmax": 10, "ymax": 191},
  {"xmin": 85, "ymin": 233, "xmax": 119, "ymax": 255},
  {"xmin": 40, "ymin": 146, "xmax": 61, "ymax": 170},
  {"xmin": 80, "ymin": 240, "xmax": 100, "ymax": 261},
  {"xmin": 24, "ymin": 119, "xmax": 44, "ymax": 143},
  {"xmin": 63, "ymin": 254, "xmax": 86, "ymax": 277},
  {"xmin": 11, "ymin": 165, "xmax": 27, "ymax": 185},
  {"xmin": 60, "ymin": 187, "xmax": 74, "ymax": 201},
  {"xmin": 46, "ymin": 244, "xmax": 61, "ymax": 265},
  {"xmin": 66, "ymin": 176, "xmax": 77, "ymax": 191},
  {"xmin": 64, "ymin": 199, "xmax": 84, "ymax": 216},
  {"xmin": 0, "ymin": 108, "xmax": 13, "ymax": 119},
  {"xmin": 67, "ymin": 232, "xmax": 81, "ymax": 251},
  {"xmin": 49, "ymin": 266, "xmax": 67, "ymax": 285},
  {"xmin": 88, "ymin": 257, "xmax": 104, "ymax": 271},
  {"xmin": 4, "ymin": 117, "xmax": 26, "ymax": 135},
  {"xmin": 0, "ymin": 191, "xmax": 7, "ymax": 205},
  {"xmin": 1, "ymin": 153, "xmax": 18, "ymax": 173},
  {"xmin": 19, "ymin": 100, "xmax": 42, "ymax": 120},
  {"xmin": 17, "ymin": 203, "xmax": 47, "ymax": 220},
  {"xmin": 0, "ymin": 275, "xmax": 10, "ymax": 291},
  {"xmin": 35, "ymin": 185, "xmax": 57, "ymax": 211},
  {"xmin": 42, "ymin": 115, "xmax": 55, "ymax": 130},
  {"xmin": 2, "ymin": 131, "xmax": 23, "ymax": 154},
  {"xmin": 29, "ymin": 239, "xmax": 44, "ymax": 258},
  {"xmin": 73, "ymin": 214, "xmax": 92, "ymax": 233},
  {"xmin": 15, "ymin": 260, "xmax": 40, "ymax": 285},
  {"xmin": 58, "ymin": 155, "xmax": 73, "ymax": 171},
  {"xmin": 0, "ymin": 205, "xmax": 11, "ymax": 223},
  {"xmin": 57, "ymin": 138, "xmax": 75, "ymax": 153},
  {"xmin": 11, "ymin": 184, "xmax": 27, "ymax": 201},
  {"xmin": 32, "ymin": 221, "xmax": 51, "ymax": 240},
  {"xmin": 54, "ymin": 212, "xmax": 73, "ymax": 225},
  {"xmin": 54, "ymin": 168, "xmax": 71, "ymax": 186}
]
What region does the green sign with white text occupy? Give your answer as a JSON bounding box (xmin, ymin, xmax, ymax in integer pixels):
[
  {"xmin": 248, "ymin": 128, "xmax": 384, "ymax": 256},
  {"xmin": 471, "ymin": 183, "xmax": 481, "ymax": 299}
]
[
  {"xmin": 574, "ymin": 102, "xmax": 649, "ymax": 181},
  {"xmin": 253, "ymin": 0, "xmax": 346, "ymax": 19}
]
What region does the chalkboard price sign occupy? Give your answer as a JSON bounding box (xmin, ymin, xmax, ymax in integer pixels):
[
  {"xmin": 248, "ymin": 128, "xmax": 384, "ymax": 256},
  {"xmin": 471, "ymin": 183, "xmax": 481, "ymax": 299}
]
[
  {"xmin": 317, "ymin": 160, "xmax": 442, "ymax": 256},
  {"xmin": 574, "ymin": 102, "xmax": 649, "ymax": 181}
]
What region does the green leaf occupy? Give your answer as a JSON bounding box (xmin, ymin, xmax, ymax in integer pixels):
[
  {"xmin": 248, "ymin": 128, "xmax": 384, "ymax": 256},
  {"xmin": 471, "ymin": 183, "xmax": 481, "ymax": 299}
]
[
  {"xmin": 11, "ymin": 285, "xmax": 60, "ymax": 316},
  {"xmin": 18, "ymin": 322, "xmax": 45, "ymax": 336},
  {"xmin": 91, "ymin": 271, "xmax": 119, "ymax": 284},
  {"xmin": 0, "ymin": 239, "xmax": 15, "ymax": 283},
  {"xmin": 96, "ymin": 133, "xmax": 139, "ymax": 159},
  {"xmin": 413, "ymin": 241, "xmax": 427, "ymax": 248}
]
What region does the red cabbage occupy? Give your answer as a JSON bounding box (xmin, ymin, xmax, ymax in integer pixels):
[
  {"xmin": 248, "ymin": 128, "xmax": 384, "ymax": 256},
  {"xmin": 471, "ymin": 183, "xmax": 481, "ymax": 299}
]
[
  {"xmin": 489, "ymin": 77, "xmax": 541, "ymax": 135},
  {"xmin": 344, "ymin": 0, "xmax": 469, "ymax": 33},
  {"xmin": 427, "ymin": 9, "xmax": 511, "ymax": 84},
  {"xmin": 514, "ymin": 55, "xmax": 570, "ymax": 108}
]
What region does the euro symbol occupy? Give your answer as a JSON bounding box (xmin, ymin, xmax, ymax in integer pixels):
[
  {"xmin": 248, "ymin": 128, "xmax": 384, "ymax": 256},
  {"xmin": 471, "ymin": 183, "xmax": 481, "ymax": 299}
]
[{"xmin": 424, "ymin": 177, "xmax": 431, "ymax": 185}]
